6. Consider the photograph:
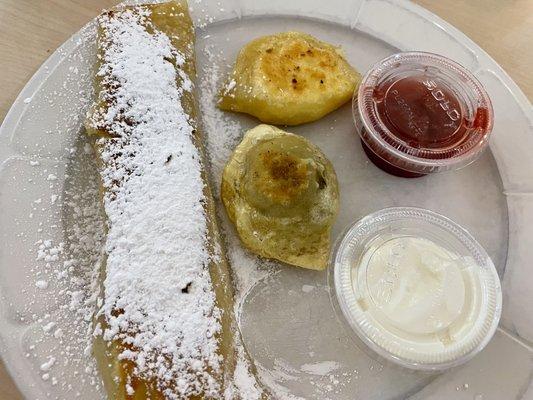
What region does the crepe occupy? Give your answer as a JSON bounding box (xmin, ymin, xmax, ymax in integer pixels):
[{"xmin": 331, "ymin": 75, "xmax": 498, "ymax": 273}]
[{"xmin": 84, "ymin": 2, "xmax": 262, "ymax": 398}]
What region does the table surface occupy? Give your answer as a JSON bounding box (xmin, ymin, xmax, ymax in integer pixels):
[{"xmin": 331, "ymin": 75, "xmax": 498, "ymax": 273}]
[{"xmin": 1, "ymin": 0, "xmax": 532, "ymax": 398}]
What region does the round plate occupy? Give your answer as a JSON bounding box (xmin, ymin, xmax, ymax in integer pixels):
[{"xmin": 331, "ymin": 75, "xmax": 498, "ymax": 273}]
[{"xmin": 0, "ymin": 1, "xmax": 532, "ymax": 399}]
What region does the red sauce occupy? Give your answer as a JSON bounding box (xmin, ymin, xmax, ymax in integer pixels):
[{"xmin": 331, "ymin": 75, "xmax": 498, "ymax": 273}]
[
  {"xmin": 376, "ymin": 74, "xmax": 466, "ymax": 149},
  {"xmin": 362, "ymin": 74, "xmax": 489, "ymax": 177},
  {"xmin": 356, "ymin": 53, "xmax": 493, "ymax": 178}
]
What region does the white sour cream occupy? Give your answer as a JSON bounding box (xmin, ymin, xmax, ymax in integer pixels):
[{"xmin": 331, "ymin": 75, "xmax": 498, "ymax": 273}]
[
  {"xmin": 351, "ymin": 234, "xmax": 487, "ymax": 363},
  {"xmin": 363, "ymin": 236, "xmax": 467, "ymax": 336},
  {"xmin": 334, "ymin": 208, "xmax": 502, "ymax": 370}
]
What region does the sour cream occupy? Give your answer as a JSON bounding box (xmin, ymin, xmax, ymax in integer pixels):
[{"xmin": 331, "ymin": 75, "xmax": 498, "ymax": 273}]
[
  {"xmin": 362, "ymin": 236, "xmax": 467, "ymax": 336},
  {"xmin": 333, "ymin": 208, "xmax": 502, "ymax": 370}
]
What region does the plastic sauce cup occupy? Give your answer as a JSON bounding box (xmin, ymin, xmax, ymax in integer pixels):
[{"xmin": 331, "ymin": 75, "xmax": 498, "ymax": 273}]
[
  {"xmin": 353, "ymin": 52, "xmax": 494, "ymax": 178},
  {"xmin": 331, "ymin": 207, "xmax": 502, "ymax": 370}
]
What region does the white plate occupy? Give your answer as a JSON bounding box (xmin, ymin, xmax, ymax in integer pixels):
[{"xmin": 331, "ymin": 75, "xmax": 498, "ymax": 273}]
[{"xmin": 1, "ymin": 1, "xmax": 532, "ymax": 399}]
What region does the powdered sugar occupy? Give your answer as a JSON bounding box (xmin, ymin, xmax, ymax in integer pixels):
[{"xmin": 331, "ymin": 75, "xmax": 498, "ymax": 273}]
[
  {"xmin": 35, "ymin": 279, "xmax": 49, "ymax": 289},
  {"xmin": 40, "ymin": 356, "xmax": 56, "ymax": 372},
  {"xmin": 17, "ymin": 131, "xmax": 105, "ymax": 397},
  {"xmin": 199, "ymin": 43, "xmax": 243, "ymax": 193},
  {"xmin": 300, "ymin": 361, "xmax": 340, "ymax": 376},
  {"xmin": 88, "ymin": 8, "xmax": 221, "ymax": 398},
  {"xmin": 198, "ymin": 38, "xmax": 275, "ymax": 400},
  {"xmin": 198, "ymin": 43, "xmax": 274, "ymax": 307}
]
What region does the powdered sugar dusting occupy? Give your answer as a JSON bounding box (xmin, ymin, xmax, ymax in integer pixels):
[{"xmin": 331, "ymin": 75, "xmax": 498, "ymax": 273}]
[
  {"xmin": 88, "ymin": 8, "xmax": 221, "ymax": 398},
  {"xmin": 300, "ymin": 361, "xmax": 340, "ymax": 376},
  {"xmin": 199, "ymin": 43, "xmax": 243, "ymax": 194},
  {"xmin": 198, "ymin": 39, "xmax": 276, "ymax": 400},
  {"xmin": 198, "ymin": 43, "xmax": 275, "ymax": 305},
  {"xmin": 16, "ymin": 135, "xmax": 106, "ymax": 397}
]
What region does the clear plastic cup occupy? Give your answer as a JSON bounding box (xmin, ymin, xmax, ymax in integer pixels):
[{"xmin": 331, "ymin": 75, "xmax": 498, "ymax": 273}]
[
  {"xmin": 353, "ymin": 52, "xmax": 494, "ymax": 178},
  {"xmin": 331, "ymin": 207, "xmax": 502, "ymax": 370}
]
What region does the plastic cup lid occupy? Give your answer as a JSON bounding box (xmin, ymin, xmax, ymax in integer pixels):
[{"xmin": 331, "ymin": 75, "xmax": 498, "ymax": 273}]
[
  {"xmin": 332, "ymin": 207, "xmax": 502, "ymax": 370},
  {"xmin": 353, "ymin": 52, "xmax": 494, "ymax": 174}
]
